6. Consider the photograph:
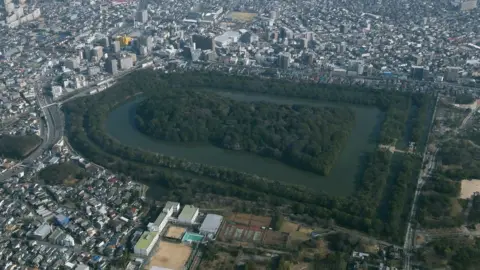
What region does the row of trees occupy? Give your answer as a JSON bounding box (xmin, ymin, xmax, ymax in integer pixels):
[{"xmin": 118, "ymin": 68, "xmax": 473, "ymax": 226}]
[
  {"xmin": 63, "ymin": 70, "xmax": 432, "ymax": 241},
  {"xmin": 135, "ymin": 89, "xmax": 355, "ymax": 175},
  {"xmin": 382, "ymin": 156, "xmax": 420, "ymax": 243}
]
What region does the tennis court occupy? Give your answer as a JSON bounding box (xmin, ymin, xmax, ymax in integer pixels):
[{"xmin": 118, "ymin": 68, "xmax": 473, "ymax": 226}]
[{"xmin": 182, "ymin": 232, "xmax": 204, "ymax": 243}]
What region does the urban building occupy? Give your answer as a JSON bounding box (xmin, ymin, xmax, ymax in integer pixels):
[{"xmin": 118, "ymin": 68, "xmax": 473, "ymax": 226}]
[
  {"xmin": 139, "ymin": 36, "xmax": 154, "ymax": 52},
  {"xmin": 164, "ymin": 201, "xmax": 181, "ymax": 213},
  {"xmin": 75, "ymin": 264, "xmax": 90, "ymax": 270},
  {"xmin": 111, "ymin": 40, "xmax": 121, "ymax": 53},
  {"xmin": 88, "ymin": 66, "xmax": 100, "ymax": 76},
  {"xmin": 134, "ymin": 231, "xmax": 159, "ymax": 256},
  {"xmin": 192, "ymin": 34, "xmax": 215, "ymax": 51},
  {"xmin": 51, "ymin": 86, "xmax": 63, "ymax": 99},
  {"xmin": 411, "ymin": 66, "xmax": 428, "ymax": 80},
  {"xmin": 91, "ymin": 46, "xmax": 103, "ymax": 61},
  {"xmin": 177, "ymin": 205, "xmax": 199, "ymax": 224},
  {"xmin": 136, "ymin": 9, "xmax": 148, "ymax": 23},
  {"xmin": 278, "ymin": 52, "xmax": 291, "ymax": 69},
  {"xmin": 147, "ymin": 212, "xmax": 169, "ymax": 232},
  {"xmin": 65, "ymin": 57, "xmax": 79, "ymax": 70},
  {"xmin": 460, "ymin": 0, "xmax": 477, "ymax": 10},
  {"xmin": 33, "ymin": 224, "xmax": 51, "ymax": 240},
  {"xmin": 105, "ymin": 59, "xmax": 118, "ymax": 74},
  {"xmin": 199, "ymin": 214, "xmax": 223, "ymax": 239},
  {"xmin": 119, "ymin": 56, "xmax": 133, "ymax": 70},
  {"xmin": 445, "ymin": 66, "xmax": 461, "ymax": 82},
  {"xmin": 55, "ymin": 214, "xmax": 70, "ymax": 226},
  {"xmin": 349, "ymin": 60, "xmax": 365, "ymax": 76}
]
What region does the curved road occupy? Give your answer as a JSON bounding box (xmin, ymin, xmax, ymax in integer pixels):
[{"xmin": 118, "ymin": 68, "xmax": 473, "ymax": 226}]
[{"xmin": 0, "ymin": 82, "xmax": 63, "ymax": 181}]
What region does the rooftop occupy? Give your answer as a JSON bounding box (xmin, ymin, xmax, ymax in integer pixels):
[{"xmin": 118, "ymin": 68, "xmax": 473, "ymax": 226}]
[
  {"xmin": 135, "ymin": 231, "xmax": 158, "ymax": 250},
  {"xmin": 178, "ymin": 205, "xmax": 198, "ymax": 221},
  {"xmin": 199, "ymin": 214, "xmax": 223, "ymax": 233},
  {"xmin": 153, "ymin": 212, "xmax": 169, "ymax": 226}
]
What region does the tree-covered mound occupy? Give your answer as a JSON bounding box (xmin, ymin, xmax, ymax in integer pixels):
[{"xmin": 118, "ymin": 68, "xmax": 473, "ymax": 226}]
[
  {"xmin": 135, "ymin": 90, "xmax": 355, "ymax": 175},
  {"xmin": 0, "ymin": 135, "xmax": 42, "ymax": 159}
]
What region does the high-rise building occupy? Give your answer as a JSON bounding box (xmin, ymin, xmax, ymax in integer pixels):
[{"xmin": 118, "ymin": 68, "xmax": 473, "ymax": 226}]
[
  {"xmin": 136, "ymin": 10, "xmax": 148, "ymax": 23},
  {"xmin": 91, "ymin": 46, "xmax": 103, "ymax": 61},
  {"xmin": 111, "ymin": 40, "xmax": 121, "ymax": 53},
  {"xmin": 278, "ymin": 52, "xmax": 291, "ymax": 69},
  {"xmin": 349, "ymin": 60, "xmax": 365, "ymax": 75},
  {"xmin": 105, "ymin": 58, "xmax": 118, "ymax": 74},
  {"xmin": 192, "ymin": 34, "xmax": 215, "ymax": 51},
  {"xmin": 83, "ymin": 45, "xmax": 92, "ymax": 61},
  {"xmin": 119, "ymin": 56, "xmax": 133, "ymax": 70},
  {"xmin": 300, "ymin": 38, "xmax": 308, "ymax": 49},
  {"xmin": 139, "ymin": 36, "xmax": 154, "ymax": 51},
  {"xmin": 411, "ymin": 66, "xmax": 428, "ymax": 80},
  {"xmin": 65, "ymin": 57, "xmax": 79, "ymax": 70},
  {"xmin": 445, "ymin": 66, "xmax": 461, "ymax": 82},
  {"xmin": 304, "ymin": 52, "xmax": 315, "ymax": 66},
  {"xmin": 280, "ymin": 27, "xmax": 294, "ymax": 39}
]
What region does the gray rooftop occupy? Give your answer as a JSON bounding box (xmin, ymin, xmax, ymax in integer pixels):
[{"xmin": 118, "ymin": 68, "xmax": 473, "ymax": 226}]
[{"xmin": 199, "ymin": 214, "xmax": 223, "ymax": 234}]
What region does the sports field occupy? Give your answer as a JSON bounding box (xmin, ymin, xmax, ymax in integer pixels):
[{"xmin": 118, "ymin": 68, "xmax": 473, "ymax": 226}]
[
  {"xmin": 147, "ymin": 241, "xmax": 192, "ymax": 270},
  {"xmin": 226, "ymin": 11, "xmax": 257, "ymax": 22},
  {"xmin": 165, "ymin": 226, "xmax": 186, "ymax": 240}
]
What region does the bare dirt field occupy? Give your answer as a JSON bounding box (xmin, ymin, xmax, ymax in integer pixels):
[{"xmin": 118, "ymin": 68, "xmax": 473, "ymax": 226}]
[
  {"xmin": 262, "ymin": 230, "xmax": 289, "ymax": 247},
  {"xmin": 227, "ymin": 212, "xmax": 272, "ymax": 228},
  {"xmin": 165, "ymin": 226, "xmax": 186, "ymax": 240},
  {"xmin": 147, "ymin": 241, "xmax": 192, "ymax": 270},
  {"xmin": 460, "ymin": 179, "xmax": 480, "ymax": 199},
  {"xmin": 280, "ymin": 221, "xmax": 300, "ymax": 233},
  {"xmin": 227, "ymin": 11, "xmax": 257, "ymax": 22}
]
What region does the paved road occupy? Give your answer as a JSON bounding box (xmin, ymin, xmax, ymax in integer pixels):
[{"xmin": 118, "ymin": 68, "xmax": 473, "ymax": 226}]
[
  {"xmin": 403, "ymin": 96, "xmax": 439, "ymax": 270},
  {"xmin": 0, "ymin": 79, "xmax": 63, "ymax": 181}
]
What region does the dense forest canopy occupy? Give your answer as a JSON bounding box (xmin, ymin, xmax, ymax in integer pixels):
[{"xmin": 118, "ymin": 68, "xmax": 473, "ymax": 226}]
[
  {"xmin": 0, "ymin": 135, "xmax": 42, "ymax": 159},
  {"xmin": 39, "ymin": 162, "xmax": 86, "ymax": 185},
  {"xmin": 437, "ymin": 140, "xmax": 480, "ymax": 180},
  {"xmin": 135, "ymin": 90, "xmax": 355, "ymax": 175}
]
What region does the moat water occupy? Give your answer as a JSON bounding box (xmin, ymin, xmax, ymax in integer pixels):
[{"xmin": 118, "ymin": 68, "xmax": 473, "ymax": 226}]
[{"xmin": 105, "ymin": 91, "xmax": 383, "ymax": 196}]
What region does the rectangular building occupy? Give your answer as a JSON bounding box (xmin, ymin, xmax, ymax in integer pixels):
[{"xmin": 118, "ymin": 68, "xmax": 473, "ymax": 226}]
[
  {"xmin": 445, "ymin": 66, "xmax": 461, "ymax": 82},
  {"xmin": 178, "ymin": 205, "xmax": 199, "ymax": 224},
  {"xmin": 134, "ymin": 231, "xmax": 159, "ymax": 256},
  {"xmin": 119, "ymin": 57, "xmax": 133, "ymax": 70},
  {"xmin": 147, "ymin": 212, "xmax": 169, "ymax": 232},
  {"xmin": 460, "ymin": 0, "xmax": 477, "ymax": 10},
  {"xmin": 65, "ymin": 57, "xmax": 79, "ymax": 70},
  {"xmin": 164, "ymin": 201, "xmax": 180, "ymax": 213},
  {"xmin": 199, "ymin": 214, "xmax": 223, "ymax": 239},
  {"xmin": 111, "ymin": 40, "xmax": 121, "ymax": 53},
  {"xmin": 105, "ymin": 59, "xmax": 118, "ymax": 74},
  {"xmin": 33, "ymin": 224, "xmax": 51, "ymax": 240},
  {"xmin": 192, "ymin": 34, "xmax": 215, "ymax": 51},
  {"xmin": 136, "ymin": 10, "xmax": 148, "ymax": 23}
]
